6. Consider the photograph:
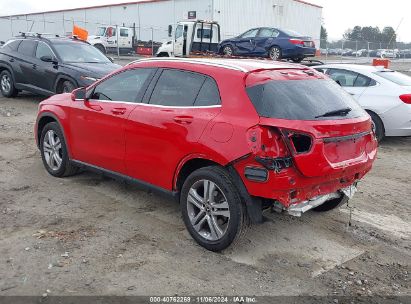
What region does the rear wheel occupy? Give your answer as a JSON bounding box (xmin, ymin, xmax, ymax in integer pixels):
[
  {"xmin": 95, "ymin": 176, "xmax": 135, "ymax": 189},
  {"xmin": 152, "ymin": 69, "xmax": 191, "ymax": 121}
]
[
  {"xmin": 367, "ymin": 111, "xmax": 385, "ymax": 142},
  {"xmin": 61, "ymin": 80, "xmax": 76, "ymax": 93},
  {"xmin": 40, "ymin": 122, "xmax": 78, "ymax": 178},
  {"xmin": 312, "ymin": 196, "xmax": 348, "ymax": 212},
  {"xmin": 180, "ymin": 166, "xmax": 248, "ymax": 252},
  {"xmin": 269, "ymin": 46, "xmax": 282, "ymax": 60},
  {"xmin": 222, "ymin": 45, "xmax": 234, "ymax": 56},
  {"xmin": 0, "ymin": 70, "xmax": 18, "ymax": 97},
  {"xmin": 292, "ymin": 57, "xmax": 304, "ymax": 63}
]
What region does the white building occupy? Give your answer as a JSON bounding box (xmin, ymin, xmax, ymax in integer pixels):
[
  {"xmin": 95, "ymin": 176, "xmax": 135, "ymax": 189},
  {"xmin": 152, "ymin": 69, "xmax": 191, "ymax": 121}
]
[{"xmin": 0, "ymin": 0, "xmax": 322, "ymax": 45}]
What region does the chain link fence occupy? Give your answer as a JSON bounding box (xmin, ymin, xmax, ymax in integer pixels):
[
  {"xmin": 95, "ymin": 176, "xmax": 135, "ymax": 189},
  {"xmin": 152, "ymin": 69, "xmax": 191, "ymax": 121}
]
[{"xmin": 315, "ymin": 38, "xmax": 411, "ymax": 63}]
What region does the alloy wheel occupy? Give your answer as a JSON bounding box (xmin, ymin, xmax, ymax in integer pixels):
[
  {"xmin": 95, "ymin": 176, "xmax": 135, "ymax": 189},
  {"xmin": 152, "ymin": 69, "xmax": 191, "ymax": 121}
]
[
  {"xmin": 187, "ymin": 179, "xmax": 230, "ymax": 241},
  {"xmin": 43, "ymin": 130, "xmax": 63, "ymax": 171},
  {"xmin": 270, "ymin": 47, "xmax": 281, "ymax": 60},
  {"xmin": 1, "ymin": 74, "xmax": 11, "ymax": 94},
  {"xmin": 223, "ymin": 46, "xmax": 233, "ymax": 56}
]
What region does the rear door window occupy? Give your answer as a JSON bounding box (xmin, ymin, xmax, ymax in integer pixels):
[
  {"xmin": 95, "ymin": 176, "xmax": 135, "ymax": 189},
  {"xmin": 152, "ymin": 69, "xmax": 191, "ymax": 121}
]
[
  {"xmin": 149, "ymin": 69, "xmax": 206, "ymax": 107},
  {"xmin": 326, "ymin": 69, "xmax": 358, "ymax": 87},
  {"xmin": 90, "ymin": 68, "xmax": 155, "ymax": 102},
  {"xmin": 194, "ymin": 78, "xmax": 221, "ymax": 106},
  {"xmin": 246, "ymin": 79, "xmax": 365, "ymax": 120},
  {"xmin": 17, "ymin": 40, "xmax": 37, "ymax": 57}
]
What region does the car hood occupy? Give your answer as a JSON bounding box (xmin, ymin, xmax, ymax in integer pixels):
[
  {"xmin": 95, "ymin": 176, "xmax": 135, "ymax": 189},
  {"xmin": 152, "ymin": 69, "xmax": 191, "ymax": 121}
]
[{"xmin": 62, "ymin": 62, "xmax": 121, "ymax": 78}]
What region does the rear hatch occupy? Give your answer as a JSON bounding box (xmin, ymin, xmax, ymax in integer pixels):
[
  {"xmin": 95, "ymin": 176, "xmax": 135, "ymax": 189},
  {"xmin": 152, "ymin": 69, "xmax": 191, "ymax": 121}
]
[{"xmin": 246, "ymin": 69, "xmax": 377, "ymax": 177}]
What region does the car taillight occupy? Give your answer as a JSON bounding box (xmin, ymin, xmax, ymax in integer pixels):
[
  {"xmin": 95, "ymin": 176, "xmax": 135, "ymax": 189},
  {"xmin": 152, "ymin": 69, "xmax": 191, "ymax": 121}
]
[
  {"xmin": 281, "ymin": 130, "xmax": 313, "ymax": 154},
  {"xmin": 289, "ymin": 39, "xmax": 304, "ymax": 46},
  {"xmin": 399, "ymin": 94, "xmax": 411, "ymax": 104}
]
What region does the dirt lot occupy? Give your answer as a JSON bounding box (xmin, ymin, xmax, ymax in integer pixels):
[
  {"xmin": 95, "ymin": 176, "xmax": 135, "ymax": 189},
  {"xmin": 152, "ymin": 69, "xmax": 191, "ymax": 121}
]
[{"xmin": 0, "ymin": 83, "xmax": 410, "ymax": 298}]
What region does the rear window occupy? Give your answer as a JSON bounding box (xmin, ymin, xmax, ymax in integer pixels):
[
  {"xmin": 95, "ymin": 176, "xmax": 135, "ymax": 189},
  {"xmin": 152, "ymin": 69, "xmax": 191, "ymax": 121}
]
[
  {"xmin": 375, "ymin": 71, "xmax": 411, "ymax": 86},
  {"xmin": 246, "ymin": 79, "xmax": 366, "ymax": 120}
]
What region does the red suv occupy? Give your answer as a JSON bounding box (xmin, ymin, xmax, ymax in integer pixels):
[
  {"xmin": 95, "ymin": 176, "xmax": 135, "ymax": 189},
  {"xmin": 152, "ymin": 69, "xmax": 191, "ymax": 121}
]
[{"xmin": 35, "ymin": 58, "xmax": 377, "ymax": 251}]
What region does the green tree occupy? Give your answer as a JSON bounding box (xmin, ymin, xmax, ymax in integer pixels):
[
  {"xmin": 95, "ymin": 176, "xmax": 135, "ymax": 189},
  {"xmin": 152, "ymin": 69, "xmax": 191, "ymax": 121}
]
[{"xmin": 320, "ymin": 26, "xmax": 328, "ymax": 48}]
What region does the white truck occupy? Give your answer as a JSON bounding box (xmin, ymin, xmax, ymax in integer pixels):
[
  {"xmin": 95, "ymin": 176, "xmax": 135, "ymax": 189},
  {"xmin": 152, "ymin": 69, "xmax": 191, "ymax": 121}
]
[
  {"xmin": 156, "ymin": 20, "xmax": 221, "ymax": 57},
  {"xmin": 87, "ymin": 25, "xmax": 136, "ymax": 54}
]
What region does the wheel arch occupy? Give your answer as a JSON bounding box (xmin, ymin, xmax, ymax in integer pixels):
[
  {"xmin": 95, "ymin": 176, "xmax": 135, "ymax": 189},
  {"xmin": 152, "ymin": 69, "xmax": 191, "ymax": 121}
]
[
  {"xmin": 173, "ymin": 154, "xmax": 263, "ymax": 224},
  {"xmin": 36, "ymin": 112, "xmax": 72, "ymax": 158},
  {"xmin": 365, "ymin": 109, "xmax": 385, "ymax": 134},
  {"xmin": 0, "ymin": 63, "xmax": 16, "ymax": 83}
]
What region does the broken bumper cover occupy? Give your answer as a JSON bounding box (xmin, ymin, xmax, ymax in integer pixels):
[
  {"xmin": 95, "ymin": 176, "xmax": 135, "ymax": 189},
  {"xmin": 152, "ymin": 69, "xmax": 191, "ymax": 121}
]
[{"xmin": 286, "ymin": 184, "xmax": 357, "ymax": 217}]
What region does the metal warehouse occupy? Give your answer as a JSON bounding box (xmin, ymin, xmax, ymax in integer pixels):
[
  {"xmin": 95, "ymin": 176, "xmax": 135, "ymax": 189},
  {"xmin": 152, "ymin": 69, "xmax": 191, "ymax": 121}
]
[{"xmin": 0, "ymin": 0, "xmax": 322, "ymax": 45}]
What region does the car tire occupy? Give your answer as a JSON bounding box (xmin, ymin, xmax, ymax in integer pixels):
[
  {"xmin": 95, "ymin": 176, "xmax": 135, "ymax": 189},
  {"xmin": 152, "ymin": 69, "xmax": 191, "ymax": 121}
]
[
  {"xmin": 222, "ymin": 45, "xmax": 234, "ymax": 57},
  {"xmin": 180, "ymin": 166, "xmax": 249, "ymax": 252},
  {"xmin": 269, "ymin": 46, "xmax": 282, "ymax": 61},
  {"xmin": 94, "ymin": 44, "xmax": 106, "ymax": 54},
  {"xmin": 292, "ymin": 57, "xmax": 304, "ymax": 63},
  {"xmin": 312, "ymin": 195, "xmax": 348, "ymax": 212},
  {"xmin": 367, "ymin": 111, "xmax": 385, "ymax": 142},
  {"xmin": 0, "ymin": 70, "xmax": 18, "ymax": 97},
  {"xmin": 61, "ymin": 80, "xmax": 76, "ymax": 93},
  {"xmin": 40, "ymin": 122, "xmax": 78, "ymax": 178}
]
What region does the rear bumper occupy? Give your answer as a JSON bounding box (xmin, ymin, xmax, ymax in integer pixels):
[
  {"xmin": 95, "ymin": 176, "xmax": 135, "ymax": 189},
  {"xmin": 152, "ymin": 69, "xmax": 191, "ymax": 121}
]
[
  {"xmin": 233, "ymin": 152, "xmax": 374, "ymax": 208},
  {"xmin": 283, "ymin": 46, "xmax": 316, "ymax": 58}
]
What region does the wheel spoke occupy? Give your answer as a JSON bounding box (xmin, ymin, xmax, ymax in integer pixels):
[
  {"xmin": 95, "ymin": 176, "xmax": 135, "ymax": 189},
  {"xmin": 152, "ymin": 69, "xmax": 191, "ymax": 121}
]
[
  {"xmin": 193, "ymin": 214, "xmax": 207, "ymax": 232},
  {"xmin": 46, "ymin": 153, "xmax": 53, "ymax": 167},
  {"xmin": 47, "ymin": 131, "xmax": 55, "ymax": 146},
  {"xmin": 191, "ymin": 209, "xmax": 206, "ymax": 226},
  {"xmin": 188, "ymin": 188, "xmax": 204, "ymax": 210},
  {"xmin": 54, "ymin": 138, "xmax": 62, "ymax": 150},
  {"xmin": 211, "ymin": 209, "xmax": 230, "ymax": 218},
  {"xmin": 207, "ymin": 215, "xmax": 222, "ymax": 240},
  {"xmin": 207, "ymin": 181, "xmax": 216, "ymax": 204},
  {"xmin": 53, "ymin": 153, "xmax": 62, "ymax": 167}
]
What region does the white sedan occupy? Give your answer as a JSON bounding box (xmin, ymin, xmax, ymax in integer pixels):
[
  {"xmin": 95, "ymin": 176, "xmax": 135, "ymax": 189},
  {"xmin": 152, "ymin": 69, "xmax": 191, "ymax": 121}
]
[{"xmin": 314, "ymin": 64, "xmax": 411, "ymax": 141}]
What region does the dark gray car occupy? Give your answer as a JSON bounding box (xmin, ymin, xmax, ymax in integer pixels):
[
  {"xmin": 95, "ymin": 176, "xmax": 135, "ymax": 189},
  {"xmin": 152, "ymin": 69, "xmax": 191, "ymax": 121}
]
[{"xmin": 0, "ymin": 35, "xmax": 121, "ymax": 97}]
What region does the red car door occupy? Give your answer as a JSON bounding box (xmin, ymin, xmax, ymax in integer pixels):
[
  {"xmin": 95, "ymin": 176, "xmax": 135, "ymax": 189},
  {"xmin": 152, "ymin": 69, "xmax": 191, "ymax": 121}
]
[
  {"xmin": 69, "ymin": 68, "xmax": 156, "ymax": 174},
  {"xmin": 125, "ymin": 69, "xmax": 221, "ymax": 190}
]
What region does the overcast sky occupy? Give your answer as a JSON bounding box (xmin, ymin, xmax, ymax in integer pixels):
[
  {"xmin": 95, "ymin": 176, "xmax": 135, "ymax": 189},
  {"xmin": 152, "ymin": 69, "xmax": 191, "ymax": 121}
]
[{"xmin": 0, "ymin": 0, "xmax": 409, "ymax": 42}]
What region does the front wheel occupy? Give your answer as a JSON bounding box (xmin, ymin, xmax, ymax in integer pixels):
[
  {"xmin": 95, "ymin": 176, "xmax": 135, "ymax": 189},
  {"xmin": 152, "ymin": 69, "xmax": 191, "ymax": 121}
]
[
  {"xmin": 292, "ymin": 57, "xmax": 304, "ymax": 63},
  {"xmin": 40, "ymin": 122, "xmax": 78, "ymax": 178},
  {"xmin": 269, "ymin": 46, "xmax": 282, "ymax": 60},
  {"xmin": 0, "ymin": 70, "xmax": 18, "ymax": 97},
  {"xmin": 222, "ymin": 45, "xmax": 234, "ymax": 56},
  {"xmin": 180, "ymin": 166, "xmax": 248, "ymax": 252}
]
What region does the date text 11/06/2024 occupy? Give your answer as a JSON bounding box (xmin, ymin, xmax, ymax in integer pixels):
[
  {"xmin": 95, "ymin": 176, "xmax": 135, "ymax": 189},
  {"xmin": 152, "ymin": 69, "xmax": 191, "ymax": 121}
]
[{"xmin": 149, "ymin": 296, "xmax": 257, "ymax": 303}]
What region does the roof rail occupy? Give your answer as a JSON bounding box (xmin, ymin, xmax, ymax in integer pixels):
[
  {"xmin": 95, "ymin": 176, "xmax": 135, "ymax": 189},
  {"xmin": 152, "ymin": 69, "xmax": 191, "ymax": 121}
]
[{"xmin": 18, "ymin": 32, "xmax": 60, "ymax": 39}]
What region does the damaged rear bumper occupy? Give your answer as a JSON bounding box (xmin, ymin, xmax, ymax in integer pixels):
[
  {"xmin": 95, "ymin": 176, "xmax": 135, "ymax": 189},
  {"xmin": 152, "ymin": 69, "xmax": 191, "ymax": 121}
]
[{"xmin": 284, "ymin": 184, "xmax": 357, "ymax": 217}]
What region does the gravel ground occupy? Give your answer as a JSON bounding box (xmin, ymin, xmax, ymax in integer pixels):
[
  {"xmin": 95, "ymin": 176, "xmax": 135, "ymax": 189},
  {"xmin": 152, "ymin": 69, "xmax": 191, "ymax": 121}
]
[{"xmin": 0, "ymin": 63, "xmax": 410, "ymax": 298}]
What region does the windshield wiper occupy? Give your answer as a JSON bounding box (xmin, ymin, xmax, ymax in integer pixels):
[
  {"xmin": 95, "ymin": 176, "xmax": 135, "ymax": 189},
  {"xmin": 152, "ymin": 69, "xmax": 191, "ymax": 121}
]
[{"xmin": 315, "ymin": 107, "xmax": 352, "ymax": 118}]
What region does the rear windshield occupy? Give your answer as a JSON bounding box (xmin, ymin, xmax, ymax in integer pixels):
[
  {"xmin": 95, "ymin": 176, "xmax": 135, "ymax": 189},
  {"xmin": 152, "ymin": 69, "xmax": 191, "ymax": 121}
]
[
  {"xmin": 246, "ymin": 79, "xmax": 366, "ymax": 120},
  {"xmin": 375, "ymin": 71, "xmax": 411, "ymax": 86}
]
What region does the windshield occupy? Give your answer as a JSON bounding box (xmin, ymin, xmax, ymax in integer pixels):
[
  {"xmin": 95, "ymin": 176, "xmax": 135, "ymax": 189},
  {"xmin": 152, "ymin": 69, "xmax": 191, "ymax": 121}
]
[
  {"xmin": 54, "ymin": 43, "xmax": 110, "ymax": 63},
  {"xmin": 375, "ymin": 71, "xmax": 411, "ymax": 86},
  {"xmin": 281, "ymin": 29, "xmax": 304, "ymax": 37},
  {"xmin": 246, "ymin": 79, "xmax": 366, "ymax": 120},
  {"xmin": 96, "ymin": 27, "xmax": 106, "ymax": 36}
]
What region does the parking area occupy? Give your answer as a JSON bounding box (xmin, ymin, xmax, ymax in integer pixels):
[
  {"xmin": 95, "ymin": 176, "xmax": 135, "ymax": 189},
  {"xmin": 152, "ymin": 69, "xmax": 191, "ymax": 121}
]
[{"xmin": 0, "ymin": 58, "xmax": 410, "ymax": 297}]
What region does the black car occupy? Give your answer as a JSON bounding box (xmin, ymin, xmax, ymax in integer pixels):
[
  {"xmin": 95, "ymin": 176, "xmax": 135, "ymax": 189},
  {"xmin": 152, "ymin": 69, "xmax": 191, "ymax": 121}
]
[{"xmin": 0, "ymin": 35, "xmax": 121, "ymax": 97}]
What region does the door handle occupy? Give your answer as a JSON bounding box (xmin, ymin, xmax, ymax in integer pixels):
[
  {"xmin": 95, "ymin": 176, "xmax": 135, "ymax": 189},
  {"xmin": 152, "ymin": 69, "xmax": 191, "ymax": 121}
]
[
  {"xmin": 32, "ymin": 64, "xmax": 37, "ymax": 70},
  {"xmin": 9, "ymin": 58, "xmax": 14, "ymax": 63},
  {"xmin": 173, "ymin": 116, "xmax": 193, "ymax": 125},
  {"xmin": 111, "ymin": 108, "xmax": 127, "ymax": 115},
  {"xmin": 85, "ymin": 103, "xmax": 103, "ymax": 111}
]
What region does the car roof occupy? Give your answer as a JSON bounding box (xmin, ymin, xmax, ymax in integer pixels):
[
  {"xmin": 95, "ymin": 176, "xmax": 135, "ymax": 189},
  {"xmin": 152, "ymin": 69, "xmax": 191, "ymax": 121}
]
[
  {"xmin": 11, "ymin": 35, "xmax": 88, "ymax": 45},
  {"xmin": 128, "ymin": 58, "xmax": 305, "ymax": 73}
]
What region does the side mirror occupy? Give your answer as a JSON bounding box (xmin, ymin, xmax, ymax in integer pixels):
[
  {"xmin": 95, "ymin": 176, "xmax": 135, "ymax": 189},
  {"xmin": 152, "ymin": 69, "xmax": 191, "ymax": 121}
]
[
  {"xmin": 0, "ymin": 41, "xmax": 5, "ymax": 45},
  {"xmin": 71, "ymin": 87, "xmax": 86, "ymax": 100},
  {"xmin": 40, "ymin": 55, "xmax": 58, "ymax": 64}
]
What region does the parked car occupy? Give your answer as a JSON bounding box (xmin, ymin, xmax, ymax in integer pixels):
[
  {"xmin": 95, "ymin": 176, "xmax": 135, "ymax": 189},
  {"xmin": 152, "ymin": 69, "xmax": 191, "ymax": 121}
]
[
  {"xmin": 35, "ymin": 58, "xmax": 377, "ymax": 251},
  {"xmin": 0, "ymin": 34, "xmax": 121, "ymax": 97},
  {"xmin": 218, "ymin": 28, "xmax": 316, "ymax": 62},
  {"xmin": 314, "ymin": 64, "xmax": 411, "ymax": 141},
  {"xmin": 353, "ymin": 49, "xmax": 368, "ymax": 57},
  {"xmin": 377, "ymin": 49, "xmax": 399, "ymax": 59}
]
